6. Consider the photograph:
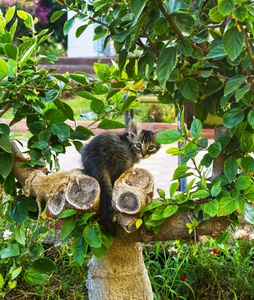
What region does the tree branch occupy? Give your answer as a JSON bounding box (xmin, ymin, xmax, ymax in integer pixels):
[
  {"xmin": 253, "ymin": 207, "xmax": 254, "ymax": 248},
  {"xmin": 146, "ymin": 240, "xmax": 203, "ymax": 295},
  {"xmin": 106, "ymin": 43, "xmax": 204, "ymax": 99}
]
[
  {"xmin": 0, "ymin": 103, "xmax": 12, "ymax": 118},
  {"xmin": 155, "ymin": 0, "xmax": 209, "ymax": 54}
]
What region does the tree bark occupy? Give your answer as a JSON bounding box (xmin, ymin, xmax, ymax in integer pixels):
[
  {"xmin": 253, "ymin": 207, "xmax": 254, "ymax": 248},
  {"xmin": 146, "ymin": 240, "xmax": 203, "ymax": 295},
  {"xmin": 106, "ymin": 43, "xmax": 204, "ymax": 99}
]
[{"xmin": 87, "ymin": 238, "xmax": 153, "ymax": 300}]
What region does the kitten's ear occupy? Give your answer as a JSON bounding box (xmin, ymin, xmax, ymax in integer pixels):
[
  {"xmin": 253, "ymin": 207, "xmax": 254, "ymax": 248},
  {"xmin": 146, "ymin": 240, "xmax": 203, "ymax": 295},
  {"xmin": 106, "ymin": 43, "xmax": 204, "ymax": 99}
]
[
  {"xmin": 128, "ymin": 119, "xmax": 142, "ymax": 138},
  {"xmin": 154, "ymin": 127, "xmax": 167, "ymax": 138}
]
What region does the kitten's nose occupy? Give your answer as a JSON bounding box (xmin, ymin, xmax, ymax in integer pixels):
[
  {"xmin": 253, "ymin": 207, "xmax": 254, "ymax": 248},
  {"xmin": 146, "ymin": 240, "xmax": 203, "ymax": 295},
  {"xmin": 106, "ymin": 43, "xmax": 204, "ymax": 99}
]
[{"xmin": 141, "ymin": 150, "xmax": 147, "ymax": 157}]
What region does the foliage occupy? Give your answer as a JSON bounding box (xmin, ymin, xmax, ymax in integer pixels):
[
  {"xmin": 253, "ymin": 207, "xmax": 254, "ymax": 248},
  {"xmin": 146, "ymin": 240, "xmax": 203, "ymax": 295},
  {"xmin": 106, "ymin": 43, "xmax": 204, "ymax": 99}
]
[
  {"xmin": 145, "ymin": 232, "xmax": 254, "ymax": 300},
  {"xmin": 0, "ymin": 0, "xmax": 67, "ymax": 53},
  {"xmin": 54, "ymin": 0, "xmax": 254, "ymax": 231},
  {"xmin": 0, "ymin": 0, "xmax": 254, "ymax": 293}
]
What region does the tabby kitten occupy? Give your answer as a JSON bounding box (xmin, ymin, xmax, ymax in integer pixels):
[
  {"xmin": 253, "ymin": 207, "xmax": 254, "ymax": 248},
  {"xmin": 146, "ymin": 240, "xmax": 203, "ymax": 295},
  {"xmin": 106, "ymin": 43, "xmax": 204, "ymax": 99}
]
[{"xmin": 81, "ymin": 120, "xmax": 164, "ymax": 235}]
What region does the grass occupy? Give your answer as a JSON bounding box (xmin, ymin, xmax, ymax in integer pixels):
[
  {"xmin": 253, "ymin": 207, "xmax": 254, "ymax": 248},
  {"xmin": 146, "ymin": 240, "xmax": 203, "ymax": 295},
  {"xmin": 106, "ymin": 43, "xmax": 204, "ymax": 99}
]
[{"xmin": 1, "ymin": 235, "xmax": 253, "ymax": 299}]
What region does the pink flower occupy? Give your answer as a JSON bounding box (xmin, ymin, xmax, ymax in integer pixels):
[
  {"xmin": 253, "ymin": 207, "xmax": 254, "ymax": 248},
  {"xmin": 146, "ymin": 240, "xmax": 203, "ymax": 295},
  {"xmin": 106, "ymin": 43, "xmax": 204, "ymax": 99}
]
[
  {"xmin": 249, "ymin": 233, "xmax": 254, "ymax": 240},
  {"xmin": 210, "ymin": 248, "xmax": 217, "ymax": 255},
  {"xmin": 181, "ymin": 275, "xmax": 188, "ymax": 281},
  {"xmin": 233, "ymin": 229, "xmax": 249, "ymax": 239},
  {"xmin": 199, "ymin": 236, "xmax": 205, "ymax": 242}
]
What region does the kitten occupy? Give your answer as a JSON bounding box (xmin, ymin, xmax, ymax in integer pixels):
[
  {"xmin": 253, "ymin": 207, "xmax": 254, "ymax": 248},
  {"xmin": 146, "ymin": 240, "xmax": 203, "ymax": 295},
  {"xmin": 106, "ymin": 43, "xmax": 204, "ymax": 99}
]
[{"xmin": 81, "ymin": 120, "xmax": 164, "ymax": 235}]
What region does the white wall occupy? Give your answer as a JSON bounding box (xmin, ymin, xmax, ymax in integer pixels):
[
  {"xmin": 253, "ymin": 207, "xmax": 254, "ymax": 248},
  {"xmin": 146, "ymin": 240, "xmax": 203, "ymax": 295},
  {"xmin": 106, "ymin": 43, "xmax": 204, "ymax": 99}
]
[
  {"xmin": 67, "ymin": 10, "xmax": 97, "ymax": 57},
  {"xmin": 67, "ymin": 11, "xmax": 114, "ymax": 58}
]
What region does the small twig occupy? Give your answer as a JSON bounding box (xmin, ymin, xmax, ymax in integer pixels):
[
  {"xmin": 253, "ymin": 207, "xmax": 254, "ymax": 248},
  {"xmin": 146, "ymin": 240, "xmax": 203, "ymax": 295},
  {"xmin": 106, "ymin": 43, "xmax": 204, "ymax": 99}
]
[
  {"xmin": 142, "ymin": 26, "xmax": 160, "ymax": 56},
  {"xmin": 240, "ymin": 24, "xmax": 254, "ymax": 73}
]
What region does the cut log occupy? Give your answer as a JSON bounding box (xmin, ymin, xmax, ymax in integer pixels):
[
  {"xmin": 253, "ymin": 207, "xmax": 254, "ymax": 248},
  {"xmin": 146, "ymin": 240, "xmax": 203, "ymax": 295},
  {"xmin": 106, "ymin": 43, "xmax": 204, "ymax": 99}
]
[
  {"xmin": 113, "ymin": 168, "xmax": 154, "ymax": 214},
  {"xmin": 24, "ymin": 169, "xmax": 100, "ymax": 217}
]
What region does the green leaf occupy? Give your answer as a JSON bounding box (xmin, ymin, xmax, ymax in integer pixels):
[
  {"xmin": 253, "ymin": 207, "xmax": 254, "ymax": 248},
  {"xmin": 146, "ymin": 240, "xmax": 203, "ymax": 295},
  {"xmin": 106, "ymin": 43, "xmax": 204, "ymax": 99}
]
[
  {"xmin": 181, "ymin": 149, "xmax": 197, "ymax": 165},
  {"xmin": 217, "ymin": 196, "xmax": 238, "ymax": 216},
  {"xmin": 223, "ymin": 108, "xmax": 244, "ymax": 128},
  {"xmin": 155, "ymin": 129, "xmax": 181, "ymax": 144},
  {"xmin": 224, "ymin": 157, "xmax": 238, "ymax": 183},
  {"xmin": 0, "ymin": 123, "xmax": 10, "ymax": 135},
  {"xmin": 0, "ymin": 133, "xmax": 11, "ymax": 153},
  {"xmin": 0, "ymin": 244, "xmax": 19, "ymax": 258},
  {"xmin": 170, "ymin": 182, "xmax": 179, "ymax": 197},
  {"xmin": 97, "ymin": 119, "xmax": 127, "ymax": 129},
  {"xmin": 224, "ymin": 75, "xmax": 247, "ymax": 96},
  {"xmin": 94, "ymin": 63, "xmax": 111, "ymax": 80},
  {"xmin": 166, "ymin": 147, "xmax": 184, "ymax": 155},
  {"xmin": 223, "ymin": 26, "xmax": 244, "ymax": 61},
  {"xmin": 235, "ymin": 175, "xmax": 252, "ymax": 190},
  {"xmin": 92, "ymin": 82, "xmax": 110, "ymax": 95},
  {"xmin": 156, "ymin": 47, "xmax": 177, "ymax": 86},
  {"xmin": 243, "ymin": 185, "xmax": 254, "ymax": 201},
  {"xmin": 234, "ymin": 6, "xmax": 247, "ymax": 22},
  {"xmin": 122, "ymin": 96, "xmax": 137, "ymax": 111},
  {"xmin": 203, "ymin": 199, "xmax": 219, "ymax": 217},
  {"xmin": 69, "ymin": 74, "xmax": 88, "ymax": 85},
  {"xmin": 83, "ymin": 224, "xmax": 102, "ymax": 248},
  {"xmin": 33, "ymin": 258, "xmax": 57, "ymax": 273},
  {"xmin": 5, "ymin": 6, "xmax": 16, "ymax": 23},
  {"xmin": 190, "ymin": 119, "xmax": 202, "ymax": 138},
  {"xmin": 0, "ymin": 58, "xmax": 9, "ymax": 77},
  {"xmin": 205, "ymin": 44, "xmax": 227, "ymax": 59},
  {"xmin": 44, "ymin": 90, "xmax": 59, "ymax": 104},
  {"xmin": 91, "ymin": 244, "xmax": 108, "ymax": 260},
  {"xmin": 18, "ymin": 42, "xmax": 36, "ymax": 68},
  {"xmin": 241, "ymin": 202, "xmax": 254, "ymax": 224},
  {"xmin": 179, "ymin": 77, "xmax": 199, "ymax": 102},
  {"xmin": 151, "ymin": 206, "xmax": 165, "ymax": 220},
  {"xmin": 76, "ymin": 24, "xmax": 88, "ymax": 38},
  {"xmin": 59, "ymin": 209, "xmax": 76, "ymax": 219},
  {"xmin": 215, "ymin": 231, "xmax": 231, "ymax": 244},
  {"xmin": 71, "ymin": 236, "xmax": 88, "ymax": 266},
  {"xmin": 50, "ymin": 10, "xmax": 66, "ymax": 23},
  {"xmin": 240, "ymin": 157, "xmax": 254, "ymax": 173},
  {"xmin": 50, "ymin": 123, "xmax": 70, "ymax": 139},
  {"xmin": 173, "ymin": 165, "xmax": 191, "ymax": 180},
  {"xmin": 247, "ymin": 109, "xmax": 254, "ymax": 128},
  {"xmin": 211, "ymin": 181, "xmax": 222, "ymax": 197},
  {"xmin": 77, "ymin": 91, "xmax": 101, "ymax": 101},
  {"xmin": 208, "ymin": 142, "xmax": 222, "ymax": 158},
  {"xmin": 30, "ymin": 245, "xmax": 43, "ymax": 261},
  {"xmin": 218, "ymin": 0, "xmax": 234, "ymax": 16},
  {"xmin": 177, "ymin": 36, "xmax": 193, "ymax": 56},
  {"xmin": 163, "ymin": 205, "xmax": 178, "ymax": 218},
  {"xmin": 153, "ymin": 18, "xmax": 169, "ymax": 35},
  {"xmin": 173, "ymin": 12, "xmax": 195, "ymax": 33},
  {"xmin": 191, "ymin": 25, "xmax": 209, "ymax": 43},
  {"xmin": 11, "ymin": 266, "xmax": 22, "ymax": 280},
  {"xmin": 15, "ymin": 225, "xmax": 26, "ymax": 245},
  {"xmin": 24, "ymin": 269, "xmax": 45, "ymax": 285},
  {"xmin": 63, "ymin": 17, "xmax": 75, "ymax": 35},
  {"xmin": 192, "ymin": 190, "xmax": 209, "ymax": 199},
  {"xmin": 4, "ymin": 43, "xmax": 18, "ymax": 60},
  {"xmin": 61, "ymin": 214, "xmax": 76, "ymax": 240},
  {"xmin": 9, "ymin": 201, "xmax": 28, "ymax": 224},
  {"xmin": 130, "ymin": 0, "xmax": 146, "ymax": 20},
  {"xmin": 90, "ymin": 99, "xmax": 105, "ymax": 114},
  {"xmin": 141, "ymin": 201, "xmax": 163, "ymax": 213}
]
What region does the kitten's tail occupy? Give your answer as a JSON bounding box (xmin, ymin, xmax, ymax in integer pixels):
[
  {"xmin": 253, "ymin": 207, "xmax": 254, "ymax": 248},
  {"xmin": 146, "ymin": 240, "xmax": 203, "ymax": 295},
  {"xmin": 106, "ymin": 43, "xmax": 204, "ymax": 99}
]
[{"xmin": 98, "ymin": 171, "xmax": 116, "ymax": 236}]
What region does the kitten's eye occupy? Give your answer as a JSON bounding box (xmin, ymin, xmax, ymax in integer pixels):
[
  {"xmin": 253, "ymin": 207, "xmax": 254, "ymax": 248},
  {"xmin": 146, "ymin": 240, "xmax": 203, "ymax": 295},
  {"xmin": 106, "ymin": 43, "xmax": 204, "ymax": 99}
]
[
  {"xmin": 136, "ymin": 143, "xmax": 142, "ymax": 149},
  {"xmin": 148, "ymin": 145, "xmax": 155, "ymax": 151}
]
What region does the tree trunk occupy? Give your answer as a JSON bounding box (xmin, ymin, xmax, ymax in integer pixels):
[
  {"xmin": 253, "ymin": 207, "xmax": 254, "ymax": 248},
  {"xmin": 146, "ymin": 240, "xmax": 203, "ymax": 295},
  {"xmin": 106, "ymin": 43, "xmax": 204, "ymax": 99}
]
[{"xmin": 87, "ymin": 238, "xmax": 153, "ymax": 300}]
